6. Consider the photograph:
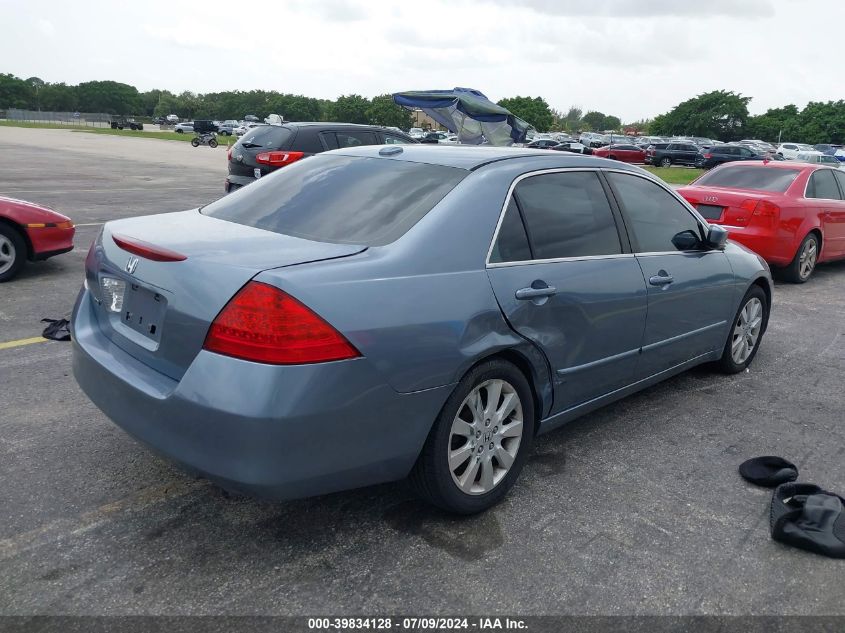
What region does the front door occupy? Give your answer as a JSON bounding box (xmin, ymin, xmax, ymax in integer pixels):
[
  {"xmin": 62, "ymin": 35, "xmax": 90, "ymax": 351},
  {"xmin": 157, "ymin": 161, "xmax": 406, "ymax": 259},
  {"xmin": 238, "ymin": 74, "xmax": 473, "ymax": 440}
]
[
  {"xmin": 486, "ymin": 170, "xmax": 648, "ymax": 414},
  {"xmin": 604, "ymin": 171, "xmax": 736, "ymax": 378}
]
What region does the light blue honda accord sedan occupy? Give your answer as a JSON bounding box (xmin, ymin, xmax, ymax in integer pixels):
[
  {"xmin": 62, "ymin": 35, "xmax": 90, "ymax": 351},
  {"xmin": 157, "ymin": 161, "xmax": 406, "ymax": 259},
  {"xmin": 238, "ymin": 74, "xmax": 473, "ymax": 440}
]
[{"xmin": 72, "ymin": 145, "xmax": 772, "ymax": 513}]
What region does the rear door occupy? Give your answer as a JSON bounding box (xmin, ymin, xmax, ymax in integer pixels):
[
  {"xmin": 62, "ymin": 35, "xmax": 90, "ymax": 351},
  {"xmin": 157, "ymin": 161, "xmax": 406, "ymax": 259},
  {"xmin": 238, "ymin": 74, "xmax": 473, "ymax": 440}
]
[
  {"xmin": 486, "ymin": 170, "xmax": 648, "ymax": 414},
  {"xmin": 679, "ymin": 143, "xmax": 699, "ymax": 165},
  {"xmin": 605, "ymin": 171, "xmax": 735, "ymax": 378},
  {"xmin": 809, "ymin": 169, "xmax": 845, "ymax": 257}
]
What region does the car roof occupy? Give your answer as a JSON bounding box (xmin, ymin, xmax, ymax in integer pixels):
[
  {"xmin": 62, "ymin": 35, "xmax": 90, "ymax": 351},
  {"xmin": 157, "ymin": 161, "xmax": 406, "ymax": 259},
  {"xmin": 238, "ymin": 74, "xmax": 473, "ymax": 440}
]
[
  {"xmin": 282, "ymin": 122, "xmax": 409, "ymax": 132},
  {"xmin": 326, "ymin": 144, "xmax": 643, "ymax": 172}
]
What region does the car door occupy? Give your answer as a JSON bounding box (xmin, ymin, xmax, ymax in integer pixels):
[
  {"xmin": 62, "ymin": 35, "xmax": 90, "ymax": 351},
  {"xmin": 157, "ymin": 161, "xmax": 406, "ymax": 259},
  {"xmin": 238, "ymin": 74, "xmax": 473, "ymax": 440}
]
[
  {"xmin": 809, "ymin": 169, "xmax": 845, "ymax": 257},
  {"xmin": 681, "ymin": 144, "xmax": 699, "ymax": 165},
  {"xmin": 605, "ymin": 171, "xmax": 735, "ymax": 379},
  {"xmin": 333, "ymin": 129, "xmax": 379, "ymax": 148},
  {"xmin": 486, "ymin": 170, "xmax": 648, "ymax": 414}
]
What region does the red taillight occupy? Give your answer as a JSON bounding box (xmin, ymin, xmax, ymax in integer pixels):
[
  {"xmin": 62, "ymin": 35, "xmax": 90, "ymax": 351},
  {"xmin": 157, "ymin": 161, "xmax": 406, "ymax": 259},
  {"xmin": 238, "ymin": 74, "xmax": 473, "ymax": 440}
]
[
  {"xmin": 112, "ymin": 234, "xmax": 187, "ymax": 262},
  {"xmin": 739, "ymin": 199, "xmax": 780, "ymax": 217},
  {"xmin": 704, "ymin": 153, "xmax": 712, "ymax": 159},
  {"xmin": 255, "ymin": 151, "xmax": 305, "ymax": 167},
  {"xmin": 227, "ymin": 147, "xmax": 233, "ymax": 161},
  {"xmin": 203, "ymin": 281, "xmax": 360, "ymax": 365}
]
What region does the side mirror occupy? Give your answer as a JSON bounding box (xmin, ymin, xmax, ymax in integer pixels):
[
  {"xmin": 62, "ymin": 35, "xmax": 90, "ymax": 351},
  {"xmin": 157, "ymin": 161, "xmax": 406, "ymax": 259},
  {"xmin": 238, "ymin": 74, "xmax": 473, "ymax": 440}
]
[{"xmin": 704, "ymin": 224, "xmax": 728, "ymax": 250}]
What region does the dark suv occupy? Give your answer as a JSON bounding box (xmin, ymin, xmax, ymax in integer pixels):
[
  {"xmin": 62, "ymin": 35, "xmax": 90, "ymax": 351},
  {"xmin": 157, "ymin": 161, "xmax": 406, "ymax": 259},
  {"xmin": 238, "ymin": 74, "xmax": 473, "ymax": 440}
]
[
  {"xmin": 695, "ymin": 144, "xmax": 764, "ymax": 168},
  {"xmin": 225, "ymin": 123, "xmax": 417, "ymax": 192},
  {"xmin": 645, "ymin": 142, "xmax": 700, "ymax": 167}
]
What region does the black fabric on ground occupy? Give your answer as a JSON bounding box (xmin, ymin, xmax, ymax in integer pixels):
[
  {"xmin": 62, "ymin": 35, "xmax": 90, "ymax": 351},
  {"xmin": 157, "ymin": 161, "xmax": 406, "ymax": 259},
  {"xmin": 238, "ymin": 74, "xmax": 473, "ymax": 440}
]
[
  {"xmin": 41, "ymin": 318, "xmax": 71, "ymax": 341},
  {"xmin": 770, "ymin": 482, "xmax": 845, "ymax": 559},
  {"xmin": 739, "ymin": 456, "xmax": 798, "ymax": 487}
]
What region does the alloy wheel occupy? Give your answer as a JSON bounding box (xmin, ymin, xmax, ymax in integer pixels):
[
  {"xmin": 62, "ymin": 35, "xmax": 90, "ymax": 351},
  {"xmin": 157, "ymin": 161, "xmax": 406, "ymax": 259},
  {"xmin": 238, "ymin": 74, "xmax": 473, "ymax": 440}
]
[
  {"xmin": 0, "ymin": 234, "xmax": 16, "ymax": 275},
  {"xmin": 448, "ymin": 379, "xmax": 523, "ymax": 495},
  {"xmin": 731, "ymin": 297, "xmax": 763, "ymax": 365},
  {"xmin": 798, "ymin": 238, "xmax": 818, "ymax": 281}
]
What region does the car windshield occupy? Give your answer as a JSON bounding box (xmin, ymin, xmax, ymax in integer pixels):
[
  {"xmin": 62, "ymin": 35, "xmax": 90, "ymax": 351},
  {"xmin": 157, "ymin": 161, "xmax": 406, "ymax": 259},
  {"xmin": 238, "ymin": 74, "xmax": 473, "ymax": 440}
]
[
  {"xmin": 238, "ymin": 125, "xmax": 293, "ymax": 149},
  {"xmin": 202, "ymin": 155, "xmax": 467, "ymax": 246},
  {"xmin": 694, "ymin": 166, "xmax": 801, "ymax": 192}
]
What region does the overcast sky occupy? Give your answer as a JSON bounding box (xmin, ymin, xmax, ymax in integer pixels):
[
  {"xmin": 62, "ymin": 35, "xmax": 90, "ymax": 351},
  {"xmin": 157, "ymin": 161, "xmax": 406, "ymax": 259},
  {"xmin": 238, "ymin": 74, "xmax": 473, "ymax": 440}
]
[{"xmin": 3, "ymin": 0, "xmax": 842, "ymax": 121}]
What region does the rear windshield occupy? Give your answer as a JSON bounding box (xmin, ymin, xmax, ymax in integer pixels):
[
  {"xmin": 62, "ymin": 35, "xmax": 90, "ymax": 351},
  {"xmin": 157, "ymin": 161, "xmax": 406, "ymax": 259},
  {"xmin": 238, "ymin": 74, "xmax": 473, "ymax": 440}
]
[
  {"xmin": 694, "ymin": 166, "xmax": 800, "ymax": 192},
  {"xmin": 203, "ymin": 155, "xmax": 466, "ymax": 246},
  {"xmin": 238, "ymin": 125, "xmax": 293, "ymax": 150}
]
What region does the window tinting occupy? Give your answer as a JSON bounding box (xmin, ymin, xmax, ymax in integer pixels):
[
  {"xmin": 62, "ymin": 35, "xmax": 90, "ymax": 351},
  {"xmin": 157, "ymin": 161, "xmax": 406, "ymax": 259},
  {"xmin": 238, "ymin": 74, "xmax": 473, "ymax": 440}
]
[
  {"xmin": 335, "ymin": 130, "xmax": 378, "ymax": 148},
  {"xmin": 490, "ymin": 199, "xmax": 532, "ymax": 263},
  {"xmin": 807, "ymin": 170, "xmax": 842, "ymax": 200},
  {"xmin": 513, "ymin": 171, "xmax": 621, "ymax": 260},
  {"xmin": 238, "ymin": 125, "xmax": 293, "ymax": 150},
  {"xmin": 607, "ymin": 172, "xmax": 703, "ymax": 253},
  {"xmin": 833, "ymin": 170, "xmax": 845, "ymax": 195},
  {"xmin": 383, "ymin": 134, "xmax": 413, "ymax": 144},
  {"xmin": 202, "ymin": 155, "xmax": 466, "ymax": 246},
  {"xmin": 695, "ymin": 166, "xmax": 800, "ymax": 193}
]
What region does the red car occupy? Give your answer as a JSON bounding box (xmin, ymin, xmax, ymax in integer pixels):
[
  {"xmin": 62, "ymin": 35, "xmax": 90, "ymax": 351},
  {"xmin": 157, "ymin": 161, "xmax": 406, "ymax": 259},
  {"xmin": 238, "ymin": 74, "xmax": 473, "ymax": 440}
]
[
  {"xmin": 0, "ymin": 196, "xmax": 75, "ymax": 282},
  {"xmin": 678, "ymin": 161, "xmax": 845, "ymax": 282},
  {"xmin": 592, "ymin": 144, "xmax": 646, "ymax": 163}
]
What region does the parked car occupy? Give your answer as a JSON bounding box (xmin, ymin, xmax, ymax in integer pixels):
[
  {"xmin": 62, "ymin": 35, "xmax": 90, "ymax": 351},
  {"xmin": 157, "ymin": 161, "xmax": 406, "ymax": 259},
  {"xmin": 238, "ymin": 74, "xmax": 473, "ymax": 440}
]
[
  {"xmin": 225, "ymin": 122, "xmax": 417, "ymax": 192},
  {"xmin": 72, "ymin": 146, "xmax": 771, "ymax": 513},
  {"xmin": 634, "ymin": 136, "xmax": 664, "ymax": 148},
  {"xmin": 408, "ymin": 128, "xmax": 426, "ymax": 139},
  {"xmin": 695, "ymin": 144, "xmax": 766, "ymax": 168},
  {"xmin": 244, "ymin": 115, "xmax": 260, "ymax": 122},
  {"xmin": 812, "ymin": 144, "xmax": 840, "ymax": 156},
  {"xmin": 526, "ymin": 139, "xmax": 562, "ymax": 150},
  {"xmin": 796, "ymin": 152, "xmax": 844, "ymax": 169},
  {"xmin": 590, "ymin": 144, "xmax": 646, "ymax": 163},
  {"xmin": 777, "ymin": 143, "xmax": 815, "ymax": 160},
  {"xmin": 0, "ymin": 196, "xmax": 75, "ymax": 282},
  {"xmin": 234, "ymin": 122, "xmax": 261, "ymax": 137},
  {"xmin": 645, "ymin": 142, "xmax": 700, "ymax": 167},
  {"xmin": 740, "ymin": 139, "xmax": 777, "ymax": 153},
  {"xmin": 174, "ymin": 122, "xmax": 194, "ymax": 134},
  {"xmin": 165, "ymin": 114, "xmax": 179, "ymax": 123},
  {"xmin": 550, "ymin": 142, "xmax": 590, "ymax": 154},
  {"xmin": 420, "ymin": 131, "xmax": 458, "ymax": 145},
  {"xmin": 678, "ymin": 161, "xmax": 845, "ymax": 282},
  {"xmin": 217, "ymin": 123, "xmax": 235, "ymax": 136}
]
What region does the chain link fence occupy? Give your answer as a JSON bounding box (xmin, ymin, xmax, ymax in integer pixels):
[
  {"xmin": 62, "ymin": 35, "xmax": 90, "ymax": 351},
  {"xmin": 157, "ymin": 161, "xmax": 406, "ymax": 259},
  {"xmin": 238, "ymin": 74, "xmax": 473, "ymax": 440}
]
[{"xmin": 4, "ymin": 108, "xmax": 114, "ymax": 127}]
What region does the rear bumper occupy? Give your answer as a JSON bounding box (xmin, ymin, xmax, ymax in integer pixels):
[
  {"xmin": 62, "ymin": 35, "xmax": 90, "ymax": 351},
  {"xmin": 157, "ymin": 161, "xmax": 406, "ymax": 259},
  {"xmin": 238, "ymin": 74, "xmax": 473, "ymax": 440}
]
[
  {"xmin": 26, "ymin": 226, "xmax": 75, "ymax": 260},
  {"xmin": 71, "ymin": 289, "xmax": 452, "ymax": 500}
]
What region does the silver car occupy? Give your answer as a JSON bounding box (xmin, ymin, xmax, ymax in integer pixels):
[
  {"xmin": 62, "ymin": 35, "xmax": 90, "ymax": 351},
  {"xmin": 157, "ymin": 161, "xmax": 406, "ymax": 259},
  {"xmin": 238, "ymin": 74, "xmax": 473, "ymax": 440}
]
[{"xmin": 72, "ymin": 146, "xmax": 772, "ymax": 513}]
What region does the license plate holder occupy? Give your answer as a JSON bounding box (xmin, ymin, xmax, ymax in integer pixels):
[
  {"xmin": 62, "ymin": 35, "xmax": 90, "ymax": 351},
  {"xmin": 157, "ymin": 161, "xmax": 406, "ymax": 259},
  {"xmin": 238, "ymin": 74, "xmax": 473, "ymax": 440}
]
[
  {"xmin": 697, "ymin": 204, "xmax": 724, "ymax": 220},
  {"xmin": 121, "ymin": 283, "xmax": 166, "ymax": 343}
]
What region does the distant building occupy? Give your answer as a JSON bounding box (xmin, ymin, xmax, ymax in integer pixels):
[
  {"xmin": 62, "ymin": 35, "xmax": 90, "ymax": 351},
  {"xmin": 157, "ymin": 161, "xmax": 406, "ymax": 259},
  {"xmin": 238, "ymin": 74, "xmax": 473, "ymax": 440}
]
[{"xmin": 410, "ymin": 108, "xmax": 448, "ymax": 131}]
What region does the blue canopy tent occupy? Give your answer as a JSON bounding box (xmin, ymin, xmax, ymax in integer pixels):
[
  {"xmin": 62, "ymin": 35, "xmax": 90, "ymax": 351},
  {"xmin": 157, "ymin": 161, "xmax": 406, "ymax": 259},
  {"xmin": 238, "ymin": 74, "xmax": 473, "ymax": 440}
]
[{"xmin": 393, "ymin": 88, "xmax": 534, "ymax": 146}]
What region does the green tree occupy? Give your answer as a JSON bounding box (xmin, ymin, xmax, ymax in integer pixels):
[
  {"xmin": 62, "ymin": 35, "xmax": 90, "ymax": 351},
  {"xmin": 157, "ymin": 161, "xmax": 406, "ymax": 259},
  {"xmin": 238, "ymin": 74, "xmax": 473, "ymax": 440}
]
[
  {"xmin": 746, "ymin": 105, "xmax": 800, "ymax": 142},
  {"xmin": 649, "ymin": 90, "xmax": 751, "ymax": 141},
  {"xmin": 326, "ymin": 94, "xmax": 371, "ymax": 124},
  {"xmin": 581, "ymin": 110, "xmax": 607, "ymax": 131},
  {"xmin": 39, "ymin": 83, "xmax": 78, "ymax": 111},
  {"xmin": 497, "ymin": 96, "xmax": 554, "ymax": 132},
  {"xmin": 0, "ymin": 73, "xmax": 34, "ymax": 108},
  {"xmin": 366, "ymin": 94, "xmax": 413, "ymax": 129},
  {"xmin": 76, "ymin": 80, "xmax": 142, "ymax": 114},
  {"xmin": 795, "ymin": 101, "xmax": 845, "ymax": 144}
]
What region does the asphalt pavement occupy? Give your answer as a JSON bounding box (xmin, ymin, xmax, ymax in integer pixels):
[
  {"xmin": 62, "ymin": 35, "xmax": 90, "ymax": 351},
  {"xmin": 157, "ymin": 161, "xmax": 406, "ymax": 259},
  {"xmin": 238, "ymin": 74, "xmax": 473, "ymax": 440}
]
[{"xmin": 1, "ymin": 127, "xmax": 843, "ymax": 616}]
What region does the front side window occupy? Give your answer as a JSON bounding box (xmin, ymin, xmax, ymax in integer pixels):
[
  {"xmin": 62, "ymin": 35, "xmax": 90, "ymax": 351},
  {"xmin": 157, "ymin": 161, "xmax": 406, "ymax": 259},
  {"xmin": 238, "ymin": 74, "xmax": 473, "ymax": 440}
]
[
  {"xmin": 807, "ymin": 170, "xmax": 842, "ymax": 200},
  {"xmin": 513, "ymin": 171, "xmax": 621, "ymax": 260},
  {"xmin": 607, "ymin": 172, "xmax": 703, "ymax": 253}
]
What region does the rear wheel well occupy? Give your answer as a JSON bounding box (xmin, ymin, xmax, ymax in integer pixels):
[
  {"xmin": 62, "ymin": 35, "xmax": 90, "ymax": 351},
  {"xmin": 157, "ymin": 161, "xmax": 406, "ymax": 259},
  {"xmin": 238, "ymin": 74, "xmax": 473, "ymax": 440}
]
[
  {"xmin": 0, "ymin": 217, "xmax": 33, "ymax": 259},
  {"xmin": 464, "ymin": 349, "xmax": 543, "ymax": 434},
  {"xmin": 807, "ymin": 228, "xmax": 823, "ymax": 253}
]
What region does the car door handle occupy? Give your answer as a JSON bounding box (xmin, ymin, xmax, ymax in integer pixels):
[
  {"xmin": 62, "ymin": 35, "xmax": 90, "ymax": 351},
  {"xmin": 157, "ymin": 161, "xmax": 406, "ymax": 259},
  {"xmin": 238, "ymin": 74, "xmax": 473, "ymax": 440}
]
[
  {"xmin": 648, "ymin": 273, "xmax": 674, "ymax": 286},
  {"xmin": 515, "ymin": 285, "xmax": 557, "ymax": 300}
]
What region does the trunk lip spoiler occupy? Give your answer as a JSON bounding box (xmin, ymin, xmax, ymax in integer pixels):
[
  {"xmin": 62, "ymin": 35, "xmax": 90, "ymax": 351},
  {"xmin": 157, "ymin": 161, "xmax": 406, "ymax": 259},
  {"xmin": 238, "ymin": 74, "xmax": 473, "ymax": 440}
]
[{"xmin": 112, "ymin": 233, "xmax": 188, "ymax": 263}]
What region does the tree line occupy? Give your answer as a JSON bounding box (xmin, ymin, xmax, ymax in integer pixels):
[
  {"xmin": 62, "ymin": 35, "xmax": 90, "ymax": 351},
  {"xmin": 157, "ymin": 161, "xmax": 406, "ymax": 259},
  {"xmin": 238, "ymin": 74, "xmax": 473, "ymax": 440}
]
[{"xmin": 2, "ymin": 74, "xmax": 841, "ymax": 142}]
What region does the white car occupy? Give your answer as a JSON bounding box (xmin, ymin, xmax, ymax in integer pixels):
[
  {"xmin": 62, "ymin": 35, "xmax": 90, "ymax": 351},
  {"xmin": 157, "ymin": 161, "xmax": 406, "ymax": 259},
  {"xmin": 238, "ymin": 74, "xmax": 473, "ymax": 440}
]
[
  {"xmin": 795, "ymin": 151, "xmax": 844, "ymax": 169},
  {"xmin": 777, "ymin": 143, "xmax": 814, "ymax": 160},
  {"xmin": 408, "ymin": 128, "xmax": 426, "ymax": 139},
  {"xmin": 235, "ymin": 122, "xmax": 261, "ymax": 137},
  {"xmin": 165, "ymin": 114, "xmax": 179, "ymax": 123},
  {"xmin": 173, "ymin": 122, "xmax": 194, "ymax": 134}
]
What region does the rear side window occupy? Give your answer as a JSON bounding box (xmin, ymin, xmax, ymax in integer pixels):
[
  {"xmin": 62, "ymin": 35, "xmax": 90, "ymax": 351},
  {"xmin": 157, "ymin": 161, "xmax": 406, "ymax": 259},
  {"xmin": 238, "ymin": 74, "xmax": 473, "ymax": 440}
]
[
  {"xmin": 607, "ymin": 172, "xmax": 703, "ymax": 253},
  {"xmin": 513, "ymin": 171, "xmax": 621, "ymax": 260},
  {"xmin": 490, "ymin": 199, "xmax": 531, "ymax": 263},
  {"xmin": 694, "ymin": 166, "xmax": 800, "ymax": 193},
  {"xmin": 202, "ymin": 155, "xmax": 466, "ymax": 246},
  {"xmin": 807, "ymin": 170, "xmax": 842, "ymax": 200},
  {"xmin": 335, "ymin": 130, "xmax": 378, "ymax": 148},
  {"xmin": 383, "ymin": 133, "xmax": 413, "ymax": 144},
  {"xmin": 238, "ymin": 125, "xmax": 293, "ymax": 150}
]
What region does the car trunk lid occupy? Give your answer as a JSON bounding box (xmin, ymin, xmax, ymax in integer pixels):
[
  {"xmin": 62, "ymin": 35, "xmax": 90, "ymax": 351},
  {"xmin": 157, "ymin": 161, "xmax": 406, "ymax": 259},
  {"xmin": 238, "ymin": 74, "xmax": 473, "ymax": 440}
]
[
  {"xmin": 86, "ymin": 210, "xmax": 366, "ymax": 380},
  {"xmin": 679, "ymin": 186, "xmax": 773, "ymax": 227}
]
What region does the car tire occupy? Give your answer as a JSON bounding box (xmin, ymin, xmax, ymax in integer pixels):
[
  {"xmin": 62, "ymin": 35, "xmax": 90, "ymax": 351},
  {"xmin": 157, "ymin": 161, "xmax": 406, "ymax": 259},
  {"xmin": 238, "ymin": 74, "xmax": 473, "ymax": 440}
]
[
  {"xmin": 718, "ymin": 285, "xmax": 767, "ymax": 374},
  {"xmin": 660, "ymin": 157, "xmax": 672, "ymax": 167},
  {"xmin": 0, "ymin": 223, "xmax": 27, "ymax": 283},
  {"xmin": 781, "ymin": 233, "xmax": 820, "ymax": 284},
  {"xmin": 409, "ymin": 359, "xmax": 535, "ymax": 514},
  {"xmin": 176, "ymin": 129, "xmax": 184, "ymax": 134},
  {"xmin": 209, "ymin": 139, "xmax": 218, "ymax": 148}
]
